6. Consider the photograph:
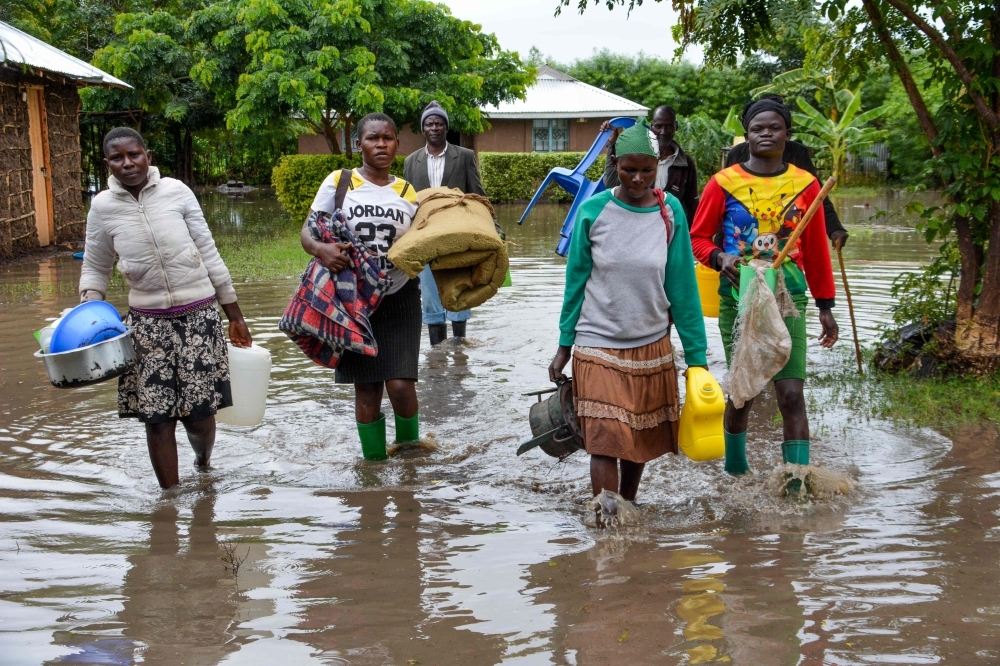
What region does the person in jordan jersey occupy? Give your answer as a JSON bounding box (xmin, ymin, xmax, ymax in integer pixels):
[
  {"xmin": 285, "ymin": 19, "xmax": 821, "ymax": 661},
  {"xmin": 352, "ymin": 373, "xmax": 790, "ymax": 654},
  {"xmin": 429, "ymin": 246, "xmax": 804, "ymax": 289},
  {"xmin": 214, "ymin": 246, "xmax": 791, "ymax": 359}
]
[
  {"xmin": 690, "ymin": 99, "xmax": 839, "ymax": 484},
  {"xmin": 302, "ymin": 113, "xmax": 421, "ymax": 459}
]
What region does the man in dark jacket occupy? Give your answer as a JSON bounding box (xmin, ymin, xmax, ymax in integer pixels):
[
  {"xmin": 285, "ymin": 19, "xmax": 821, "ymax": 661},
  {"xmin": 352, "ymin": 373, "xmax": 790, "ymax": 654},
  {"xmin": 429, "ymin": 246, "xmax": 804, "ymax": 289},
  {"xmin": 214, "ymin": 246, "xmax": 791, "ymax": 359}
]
[
  {"xmin": 404, "ymin": 101, "xmax": 487, "ymax": 345},
  {"xmin": 601, "ymin": 105, "xmax": 700, "ymax": 223},
  {"xmin": 725, "ymin": 94, "xmax": 849, "ymax": 249}
]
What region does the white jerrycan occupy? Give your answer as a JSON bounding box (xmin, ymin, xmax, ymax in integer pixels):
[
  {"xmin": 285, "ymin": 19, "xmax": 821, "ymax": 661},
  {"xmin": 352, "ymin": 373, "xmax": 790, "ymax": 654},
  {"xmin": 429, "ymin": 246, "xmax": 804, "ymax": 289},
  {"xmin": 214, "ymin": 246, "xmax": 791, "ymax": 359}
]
[{"xmin": 216, "ymin": 343, "xmax": 271, "ymax": 426}]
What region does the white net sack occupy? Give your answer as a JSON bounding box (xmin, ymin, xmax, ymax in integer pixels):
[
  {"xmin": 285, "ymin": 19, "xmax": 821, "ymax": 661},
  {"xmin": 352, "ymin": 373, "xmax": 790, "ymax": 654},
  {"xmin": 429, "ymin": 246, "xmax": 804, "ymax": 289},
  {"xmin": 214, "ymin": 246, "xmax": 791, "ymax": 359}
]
[{"xmin": 724, "ymin": 260, "xmax": 797, "ymax": 408}]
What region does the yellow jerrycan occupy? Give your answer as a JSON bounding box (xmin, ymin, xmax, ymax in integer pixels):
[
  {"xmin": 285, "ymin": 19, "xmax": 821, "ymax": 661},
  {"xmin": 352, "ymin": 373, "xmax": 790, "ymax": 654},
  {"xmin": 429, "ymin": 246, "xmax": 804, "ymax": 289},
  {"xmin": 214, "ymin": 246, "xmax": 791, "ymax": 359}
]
[{"xmin": 678, "ymin": 367, "xmax": 725, "ymax": 461}]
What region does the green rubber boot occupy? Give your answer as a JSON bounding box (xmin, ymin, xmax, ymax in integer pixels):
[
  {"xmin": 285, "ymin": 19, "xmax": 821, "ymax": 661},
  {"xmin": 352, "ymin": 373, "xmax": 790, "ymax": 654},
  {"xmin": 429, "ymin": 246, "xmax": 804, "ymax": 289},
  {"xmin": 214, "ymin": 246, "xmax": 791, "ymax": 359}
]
[
  {"xmin": 782, "ymin": 440, "xmax": 810, "ymax": 465},
  {"xmin": 724, "ymin": 430, "xmax": 750, "ymax": 476},
  {"xmin": 394, "ymin": 412, "xmax": 419, "ymax": 443},
  {"xmin": 357, "ymin": 414, "xmax": 387, "ymax": 460},
  {"xmin": 782, "ymin": 440, "xmax": 810, "ymax": 496}
]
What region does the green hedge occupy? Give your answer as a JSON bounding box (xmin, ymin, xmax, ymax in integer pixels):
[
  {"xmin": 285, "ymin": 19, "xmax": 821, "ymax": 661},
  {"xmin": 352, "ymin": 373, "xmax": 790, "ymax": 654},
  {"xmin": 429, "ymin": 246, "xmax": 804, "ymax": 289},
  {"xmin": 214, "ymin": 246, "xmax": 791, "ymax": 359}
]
[
  {"xmin": 271, "ymin": 154, "xmax": 405, "ymax": 220},
  {"xmin": 479, "ymin": 152, "xmax": 606, "ymax": 204},
  {"xmin": 271, "ymin": 152, "xmax": 605, "ymax": 215}
]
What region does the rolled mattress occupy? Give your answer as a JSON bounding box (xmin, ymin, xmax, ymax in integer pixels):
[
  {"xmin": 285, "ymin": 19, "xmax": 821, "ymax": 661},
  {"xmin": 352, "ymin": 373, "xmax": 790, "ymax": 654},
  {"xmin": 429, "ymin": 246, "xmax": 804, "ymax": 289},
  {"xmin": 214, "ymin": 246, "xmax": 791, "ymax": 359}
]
[{"xmin": 388, "ymin": 187, "xmax": 509, "ymax": 311}]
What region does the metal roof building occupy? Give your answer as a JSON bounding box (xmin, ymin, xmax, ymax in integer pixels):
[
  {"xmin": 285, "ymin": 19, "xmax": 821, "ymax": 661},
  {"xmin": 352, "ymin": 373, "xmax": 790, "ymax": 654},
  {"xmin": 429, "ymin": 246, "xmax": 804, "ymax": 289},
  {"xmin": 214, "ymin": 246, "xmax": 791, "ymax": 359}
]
[
  {"xmin": 481, "ymin": 65, "xmax": 648, "ymax": 120},
  {"xmin": 298, "ymin": 65, "xmax": 649, "ymax": 156},
  {"xmin": 1, "ymin": 20, "xmax": 130, "ymax": 256},
  {"xmin": 0, "ymin": 22, "xmax": 130, "ymax": 89}
]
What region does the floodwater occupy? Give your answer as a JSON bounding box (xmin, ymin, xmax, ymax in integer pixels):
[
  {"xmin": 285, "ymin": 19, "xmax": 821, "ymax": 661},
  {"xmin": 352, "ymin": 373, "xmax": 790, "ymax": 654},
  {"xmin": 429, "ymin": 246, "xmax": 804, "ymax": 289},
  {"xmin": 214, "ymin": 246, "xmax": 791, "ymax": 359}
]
[{"xmin": 2, "ymin": 189, "xmax": 999, "ymax": 665}]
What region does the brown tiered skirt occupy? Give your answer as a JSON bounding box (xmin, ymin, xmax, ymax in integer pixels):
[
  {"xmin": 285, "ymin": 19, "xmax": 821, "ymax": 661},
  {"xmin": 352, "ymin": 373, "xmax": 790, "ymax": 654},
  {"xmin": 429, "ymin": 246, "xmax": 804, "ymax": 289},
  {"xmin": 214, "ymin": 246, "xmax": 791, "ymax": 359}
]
[{"xmin": 572, "ymin": 334, "xmax": 680, "ymax": 463}]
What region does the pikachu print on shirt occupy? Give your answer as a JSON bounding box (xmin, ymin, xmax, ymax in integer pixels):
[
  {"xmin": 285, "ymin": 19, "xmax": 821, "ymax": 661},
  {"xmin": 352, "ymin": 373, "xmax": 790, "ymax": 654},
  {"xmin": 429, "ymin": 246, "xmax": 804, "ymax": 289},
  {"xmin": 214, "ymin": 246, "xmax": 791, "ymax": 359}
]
[{"xmin": 714, "ymin": 163, "xmax": 816, "ymax": 262}]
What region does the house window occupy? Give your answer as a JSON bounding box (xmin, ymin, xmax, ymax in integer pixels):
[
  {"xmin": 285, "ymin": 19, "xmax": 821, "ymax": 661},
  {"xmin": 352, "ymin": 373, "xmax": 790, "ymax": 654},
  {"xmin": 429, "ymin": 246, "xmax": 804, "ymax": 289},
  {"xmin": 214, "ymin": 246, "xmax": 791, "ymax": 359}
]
[{"xmin": 533, "ymin": 119, "xmax": 569, "ymax": 152}]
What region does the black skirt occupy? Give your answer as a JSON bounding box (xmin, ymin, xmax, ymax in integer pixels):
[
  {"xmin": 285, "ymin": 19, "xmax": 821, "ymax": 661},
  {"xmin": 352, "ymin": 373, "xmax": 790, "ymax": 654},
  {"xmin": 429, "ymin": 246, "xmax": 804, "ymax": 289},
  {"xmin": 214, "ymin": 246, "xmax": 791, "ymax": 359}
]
[{"xmin": 335, "ymin": 278, "xmax": 421, "ymax": 384}]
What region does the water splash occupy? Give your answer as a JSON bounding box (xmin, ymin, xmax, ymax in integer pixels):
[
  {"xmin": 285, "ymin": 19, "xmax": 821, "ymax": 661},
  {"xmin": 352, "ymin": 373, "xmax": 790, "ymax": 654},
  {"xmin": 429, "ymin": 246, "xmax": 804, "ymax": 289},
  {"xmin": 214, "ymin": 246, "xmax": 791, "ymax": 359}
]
[
  {"xmin": 764, "ymin": 463, "xmax": 856, "ymax": 500},
  {"xmin": 387, "ymin": 433, "xmax": 441, "ymax": 457},
  {"xmin": 585, "ymin": 490, "xmax": 643, "ymax": 529}
]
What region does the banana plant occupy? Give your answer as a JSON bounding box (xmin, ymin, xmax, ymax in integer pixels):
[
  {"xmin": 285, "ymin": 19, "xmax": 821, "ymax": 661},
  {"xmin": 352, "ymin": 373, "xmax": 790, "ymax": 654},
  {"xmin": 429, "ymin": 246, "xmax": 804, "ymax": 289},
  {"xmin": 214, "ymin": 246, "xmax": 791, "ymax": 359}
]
[{"xmin": 792, "ymin": 86, "xmax": 888, "ymax": 186}]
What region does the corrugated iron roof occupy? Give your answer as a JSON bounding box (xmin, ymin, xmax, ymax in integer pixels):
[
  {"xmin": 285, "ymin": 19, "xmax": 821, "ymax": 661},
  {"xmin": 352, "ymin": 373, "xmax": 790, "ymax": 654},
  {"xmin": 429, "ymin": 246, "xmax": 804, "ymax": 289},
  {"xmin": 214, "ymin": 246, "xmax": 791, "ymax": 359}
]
[
  {"xmin": 482, "ymin": 65, "xmax": 647, "ymax": 119},
  {"xmin": 0, "ymin": 20, "xmax": 130, "ymax": 89}
]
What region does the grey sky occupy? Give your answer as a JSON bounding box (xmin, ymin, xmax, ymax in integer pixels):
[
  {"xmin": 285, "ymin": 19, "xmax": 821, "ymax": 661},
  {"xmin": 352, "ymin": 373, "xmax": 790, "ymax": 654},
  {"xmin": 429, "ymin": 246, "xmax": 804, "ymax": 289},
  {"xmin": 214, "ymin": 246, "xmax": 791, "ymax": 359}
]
[{"xmin": 439, "ymin": 0, "xmax": 702, "ymax": 65}]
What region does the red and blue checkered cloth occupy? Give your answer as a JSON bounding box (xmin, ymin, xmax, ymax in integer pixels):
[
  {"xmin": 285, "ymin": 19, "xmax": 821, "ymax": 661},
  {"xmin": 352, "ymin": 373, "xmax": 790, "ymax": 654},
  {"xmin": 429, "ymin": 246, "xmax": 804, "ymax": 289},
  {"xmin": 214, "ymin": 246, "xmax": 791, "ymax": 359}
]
[{"xmin": 279, "ymin": 210, "xmax": 391, "ymax": 368}]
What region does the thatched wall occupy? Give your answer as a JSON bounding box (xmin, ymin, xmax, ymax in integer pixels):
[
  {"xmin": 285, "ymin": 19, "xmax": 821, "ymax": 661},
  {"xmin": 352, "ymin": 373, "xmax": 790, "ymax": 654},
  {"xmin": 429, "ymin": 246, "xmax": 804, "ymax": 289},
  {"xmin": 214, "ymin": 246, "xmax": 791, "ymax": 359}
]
[
  {"xmin": 0, "ymin": 67, "xmax": 85, "ymax": 257},
  {"xmin": 0, "ymin": 67, "xmax": 35, "ymax": 256}
]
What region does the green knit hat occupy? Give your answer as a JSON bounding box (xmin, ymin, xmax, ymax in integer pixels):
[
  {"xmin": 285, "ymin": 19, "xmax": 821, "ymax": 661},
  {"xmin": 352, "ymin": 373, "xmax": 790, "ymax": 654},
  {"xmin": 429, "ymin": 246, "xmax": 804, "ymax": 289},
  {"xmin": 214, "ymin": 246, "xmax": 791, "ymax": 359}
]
[{"xmin": 614, "ymin": 118, "xmax": 657, "ymax": 158}]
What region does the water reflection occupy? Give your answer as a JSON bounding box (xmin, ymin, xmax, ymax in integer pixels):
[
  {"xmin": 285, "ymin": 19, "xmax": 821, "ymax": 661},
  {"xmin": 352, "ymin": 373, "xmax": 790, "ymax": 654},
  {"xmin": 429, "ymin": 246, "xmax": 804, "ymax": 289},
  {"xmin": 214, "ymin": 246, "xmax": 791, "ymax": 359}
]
[
  {"xmin": 118, "ymin": 492, "xmax": 241, "ymax": 665},
  {"xmin": 2, "ymin": 191, "xmax": 999, "ymax": 663}
]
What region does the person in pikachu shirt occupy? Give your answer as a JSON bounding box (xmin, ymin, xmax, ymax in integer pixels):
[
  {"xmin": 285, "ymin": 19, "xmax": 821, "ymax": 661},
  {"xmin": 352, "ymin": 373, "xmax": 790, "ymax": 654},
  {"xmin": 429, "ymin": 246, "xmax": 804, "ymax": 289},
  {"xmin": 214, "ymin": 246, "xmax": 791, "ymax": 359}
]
[{"xmin": 689, "ymin": 98, "xmax": 838, "ymax": 484}]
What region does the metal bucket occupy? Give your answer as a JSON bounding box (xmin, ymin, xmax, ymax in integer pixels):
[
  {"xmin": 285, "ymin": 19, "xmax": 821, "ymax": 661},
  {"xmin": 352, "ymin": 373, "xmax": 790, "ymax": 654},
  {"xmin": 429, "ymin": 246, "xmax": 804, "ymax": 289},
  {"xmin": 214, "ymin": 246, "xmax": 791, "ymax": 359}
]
[
  {"xmin": 518, "ymin": 380, "xmax": 584, "ymax": 459},
  {"xmin": 35, "ymin": 329, "xmax": 137, "ymax": 388}
]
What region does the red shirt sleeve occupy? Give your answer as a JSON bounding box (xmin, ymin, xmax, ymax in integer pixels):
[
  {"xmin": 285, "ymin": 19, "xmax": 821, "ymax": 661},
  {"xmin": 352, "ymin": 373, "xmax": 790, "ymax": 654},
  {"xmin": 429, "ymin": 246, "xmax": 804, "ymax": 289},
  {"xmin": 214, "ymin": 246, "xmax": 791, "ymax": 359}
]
[
  {"xmin": 797, "ymin": 180, "xmax": 836, "ymax": 303},
  {"xmin": 690, "ymin": 177, "xmax": 725, "ymax": 267}
]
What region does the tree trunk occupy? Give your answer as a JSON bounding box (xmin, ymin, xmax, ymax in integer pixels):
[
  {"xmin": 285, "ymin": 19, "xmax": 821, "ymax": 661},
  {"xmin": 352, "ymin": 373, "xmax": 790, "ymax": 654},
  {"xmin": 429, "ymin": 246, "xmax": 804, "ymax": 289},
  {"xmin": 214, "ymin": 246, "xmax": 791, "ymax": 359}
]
[
  {"xmin": 862, "ymin": 0, "xmax": 941, "ymax": 155},
  {"xmin": 184, "ymin": 129, "xmax": 194, "ymax": 186},
  {"xmin": 953, "ymin": 15, "xmax": 1000, "ymax": 370},
  {"xmin": 344, "ymin": 114, "xmax": 353, "ymax": 159},
  {"xmin": 173, "ymin": 125, "xmax": 183, "ymax": 181},
  {"xmin": 959, "ymin": 199, "xmax": 1000, "ymax": 361},
  {"xmin": 319, "ymin": 115, "xmax": 342, "ymax": 155},
  {"xmin": 953, "ymin": 214, "xmax": 979, "ymax": 326}
]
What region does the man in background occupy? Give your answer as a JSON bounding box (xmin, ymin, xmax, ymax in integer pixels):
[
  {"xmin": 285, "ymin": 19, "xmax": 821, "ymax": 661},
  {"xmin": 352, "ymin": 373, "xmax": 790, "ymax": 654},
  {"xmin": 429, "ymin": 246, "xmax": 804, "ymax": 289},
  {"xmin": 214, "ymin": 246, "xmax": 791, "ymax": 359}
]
[
  {"xmin": 601, "ymin": 105, "xmax": 700, "ymax": 223},
  {"xmin": 404, "ymin": 101, "xmax": 488, "ymax": 346},
  {"xmin": 725, "ymin": 94, "xmax": 849, "ymax": 249}
]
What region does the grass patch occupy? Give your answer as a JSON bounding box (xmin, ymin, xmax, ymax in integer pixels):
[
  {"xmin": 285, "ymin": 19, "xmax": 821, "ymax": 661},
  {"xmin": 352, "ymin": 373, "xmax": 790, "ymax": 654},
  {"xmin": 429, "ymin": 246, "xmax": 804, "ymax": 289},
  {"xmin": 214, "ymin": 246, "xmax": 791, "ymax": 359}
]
[
  {"xmin": 813, "ymin": 354, "xmax": 1000, "ymax": 428},
  {"xmin": 216, "ymin": 231, "xmax": 309, "ymax": 282}
]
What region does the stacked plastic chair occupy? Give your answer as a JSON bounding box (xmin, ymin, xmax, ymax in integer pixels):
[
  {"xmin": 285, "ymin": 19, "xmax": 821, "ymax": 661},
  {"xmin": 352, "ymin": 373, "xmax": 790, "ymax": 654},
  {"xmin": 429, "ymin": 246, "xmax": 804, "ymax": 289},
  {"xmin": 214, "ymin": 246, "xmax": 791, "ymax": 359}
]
[{"xmin": 518, "ymin": 117, "xmax": 636, "ymax": 256}]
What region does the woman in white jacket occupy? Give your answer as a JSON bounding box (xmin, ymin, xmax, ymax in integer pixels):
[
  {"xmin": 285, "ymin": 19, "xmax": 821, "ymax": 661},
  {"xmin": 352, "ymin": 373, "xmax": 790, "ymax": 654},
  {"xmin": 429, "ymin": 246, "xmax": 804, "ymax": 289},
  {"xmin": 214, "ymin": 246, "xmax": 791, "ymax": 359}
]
[{"xmin": 80, "ymin": 127, "xmax": 252, "ymax": 489}]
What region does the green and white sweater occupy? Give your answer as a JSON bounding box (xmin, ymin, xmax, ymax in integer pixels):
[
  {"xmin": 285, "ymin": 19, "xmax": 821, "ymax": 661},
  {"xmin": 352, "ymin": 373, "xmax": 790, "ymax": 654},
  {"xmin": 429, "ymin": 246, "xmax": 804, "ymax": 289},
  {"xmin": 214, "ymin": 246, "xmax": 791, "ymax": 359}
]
[{"xmin": 558, "ymin": 190, "xmax": 708, "ymax": 366}]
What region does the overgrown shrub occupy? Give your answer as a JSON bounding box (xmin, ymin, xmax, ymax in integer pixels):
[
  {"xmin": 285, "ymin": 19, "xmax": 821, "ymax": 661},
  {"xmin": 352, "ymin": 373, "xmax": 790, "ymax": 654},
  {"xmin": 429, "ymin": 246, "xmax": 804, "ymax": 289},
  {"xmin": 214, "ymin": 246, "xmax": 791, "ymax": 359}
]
[
  {"xmin": 479, "ymin": 152, "xmax": 606, "ymax": 203},
  {"xmin": 271, "ymin": 154, "xmax": 405, "ymax": 219},
  {"xmin": 273, "ymin": 151, "xmax": 611, "ymax": 213},
  {"xmin": 675, "ymin": 113, "xmax": 734, "ymax": 186}
]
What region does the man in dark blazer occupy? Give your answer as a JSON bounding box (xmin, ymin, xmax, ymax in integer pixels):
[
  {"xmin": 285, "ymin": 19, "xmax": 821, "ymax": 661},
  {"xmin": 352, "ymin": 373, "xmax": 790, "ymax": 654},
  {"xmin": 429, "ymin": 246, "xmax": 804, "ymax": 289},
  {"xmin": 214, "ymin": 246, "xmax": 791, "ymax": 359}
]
[{"xmin": 404, "ymin": 101, "xmax": 488, "ymax": 346}]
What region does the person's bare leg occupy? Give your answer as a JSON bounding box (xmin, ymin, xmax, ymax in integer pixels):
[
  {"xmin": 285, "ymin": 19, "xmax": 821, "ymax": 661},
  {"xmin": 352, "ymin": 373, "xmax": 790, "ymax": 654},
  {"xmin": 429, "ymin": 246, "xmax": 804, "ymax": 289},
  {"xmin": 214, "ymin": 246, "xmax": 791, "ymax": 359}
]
[
  {"xmin": 618, "ymin": 460, "xmax": 646, "ymax": 501},
  {"xmin": 145, "ymin": 421, "xmax": 180, "ymax": 489},
  {"xmin": 590, "ymin": 455, "xmax": 619, "ymax": 497},
  {"xmin": 724, "ymin": 396, "xmax": 755, "ymax": 434},
  {"xmin": 774, "ymin": 379, "xmax": 808, "ymax": 441},
  {"xmin": 354, "ymin": 382, "xmax": 385, "ymax": 423},
  {"xmin": 181, "ymin": 414, "xmax": 216, "ymax": 468},
  {"xmin": 384, "ymin": 379, "xmax": 418, "ymax": 419}
]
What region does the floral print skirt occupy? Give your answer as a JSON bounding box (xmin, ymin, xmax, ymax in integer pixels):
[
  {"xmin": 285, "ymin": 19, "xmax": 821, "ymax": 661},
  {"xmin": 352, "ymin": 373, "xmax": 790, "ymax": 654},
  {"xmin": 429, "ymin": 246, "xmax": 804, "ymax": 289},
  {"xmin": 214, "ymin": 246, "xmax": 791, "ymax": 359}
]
[{"xmin": 118, "ymin": 301, "xmax": 233, "ymax": 424}]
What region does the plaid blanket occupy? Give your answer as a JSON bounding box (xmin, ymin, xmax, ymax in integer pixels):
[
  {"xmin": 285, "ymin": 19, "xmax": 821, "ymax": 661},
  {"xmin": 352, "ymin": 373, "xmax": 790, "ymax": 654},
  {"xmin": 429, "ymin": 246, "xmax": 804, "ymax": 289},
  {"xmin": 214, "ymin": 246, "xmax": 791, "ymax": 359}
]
[{"xmin": 279, "ymin": 210, "xmax": 392, "ymax": 368}]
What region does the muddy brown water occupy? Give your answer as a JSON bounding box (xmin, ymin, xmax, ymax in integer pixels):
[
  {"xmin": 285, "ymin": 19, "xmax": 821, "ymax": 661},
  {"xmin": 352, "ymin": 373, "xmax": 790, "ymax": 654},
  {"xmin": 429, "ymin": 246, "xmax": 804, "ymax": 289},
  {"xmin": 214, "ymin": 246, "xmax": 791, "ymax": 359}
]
[{"xmin": 2, "ymin": 191, "xmax": 999, "ymax": 664}]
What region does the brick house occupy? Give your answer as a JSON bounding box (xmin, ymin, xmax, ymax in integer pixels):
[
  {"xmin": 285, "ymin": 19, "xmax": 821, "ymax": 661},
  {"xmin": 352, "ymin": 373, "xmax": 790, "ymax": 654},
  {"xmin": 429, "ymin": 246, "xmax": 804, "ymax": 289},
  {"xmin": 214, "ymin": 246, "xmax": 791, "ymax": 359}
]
[{"xmin": 297, "ymin": 65, "xmax": 648, "ymax": 156}]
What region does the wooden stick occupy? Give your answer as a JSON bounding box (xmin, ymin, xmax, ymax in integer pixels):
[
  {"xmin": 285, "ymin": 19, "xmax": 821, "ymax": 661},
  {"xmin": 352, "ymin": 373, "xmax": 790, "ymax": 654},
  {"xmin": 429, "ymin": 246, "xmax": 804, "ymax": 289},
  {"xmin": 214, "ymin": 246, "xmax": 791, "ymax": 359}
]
[
  {"xmin": 771, "ymin": 176, "xmax": 837, "ymax": 270},
  {"xmin": 836, "ymin": 242, "xmax": 864, "ymax": 375}
]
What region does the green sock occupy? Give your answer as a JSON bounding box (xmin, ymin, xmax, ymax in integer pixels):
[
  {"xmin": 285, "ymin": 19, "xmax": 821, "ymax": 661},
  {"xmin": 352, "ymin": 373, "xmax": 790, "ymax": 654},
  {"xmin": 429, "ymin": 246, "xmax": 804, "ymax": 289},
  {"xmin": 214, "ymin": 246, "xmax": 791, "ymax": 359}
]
[
  {"xmin": 357, "ymin": 414, "xmax": 387, "ymax": 460},
  {"xmin": 782, "ymin": 440, "xmax": 810, "ymax": 466},
  {"xmin": 394, "ymin": 412, "xmax": 419, "ymax": 443},
  {"xmin": 724, "ymin": 430, "xmax": 750, "ymax": 475}
]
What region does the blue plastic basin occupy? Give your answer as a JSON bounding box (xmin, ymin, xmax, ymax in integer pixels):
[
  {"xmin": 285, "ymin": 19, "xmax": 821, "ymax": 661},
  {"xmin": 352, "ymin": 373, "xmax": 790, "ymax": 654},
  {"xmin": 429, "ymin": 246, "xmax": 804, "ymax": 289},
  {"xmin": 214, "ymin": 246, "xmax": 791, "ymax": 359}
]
[{"xmin": 48, "ymin": 301, "xmax": 127, "ymax": 354}]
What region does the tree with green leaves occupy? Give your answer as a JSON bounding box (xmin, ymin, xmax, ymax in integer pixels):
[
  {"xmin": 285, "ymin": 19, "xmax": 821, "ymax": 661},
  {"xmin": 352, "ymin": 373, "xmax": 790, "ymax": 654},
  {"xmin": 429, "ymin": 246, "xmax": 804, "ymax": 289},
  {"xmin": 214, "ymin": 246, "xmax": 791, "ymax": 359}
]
[
  {"xmin": 552, "ymin": 50, "xmax": 765, "ymax": 123},
  {"xmin": 563, "ymin": 0, "xmax": 1000, "ymax": 372},
  {"xmin": 82, "ymin": 7, "xmax": 222, "ymax": 184},
  {"xmin": 793, "ymin": 88, "xmax": 888, "ymax": 186},
  {"xmin": 755, "ymin": 70, "xmax": 889, "ymax": 184},
  {"xmin": 191, "ymin": 0, "xmax": 533, "ymax": 156}
]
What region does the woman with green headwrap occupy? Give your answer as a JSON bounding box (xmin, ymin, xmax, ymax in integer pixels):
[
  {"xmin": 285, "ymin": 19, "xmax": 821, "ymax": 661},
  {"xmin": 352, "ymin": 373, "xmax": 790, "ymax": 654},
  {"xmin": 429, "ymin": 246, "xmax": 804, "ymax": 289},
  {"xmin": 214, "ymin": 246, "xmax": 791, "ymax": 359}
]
[{"xmin": 548, "ymin": 120, "xmax": 708, "ymax": 503}]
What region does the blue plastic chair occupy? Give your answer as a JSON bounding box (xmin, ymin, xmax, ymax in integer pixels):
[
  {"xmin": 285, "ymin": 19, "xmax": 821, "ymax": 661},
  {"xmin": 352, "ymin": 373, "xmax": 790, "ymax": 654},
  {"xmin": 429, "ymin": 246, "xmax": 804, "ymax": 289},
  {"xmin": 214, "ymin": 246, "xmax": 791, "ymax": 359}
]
[{"xmin": 518, "ymin": 116, "xmax": 637, "ymax": 256}]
